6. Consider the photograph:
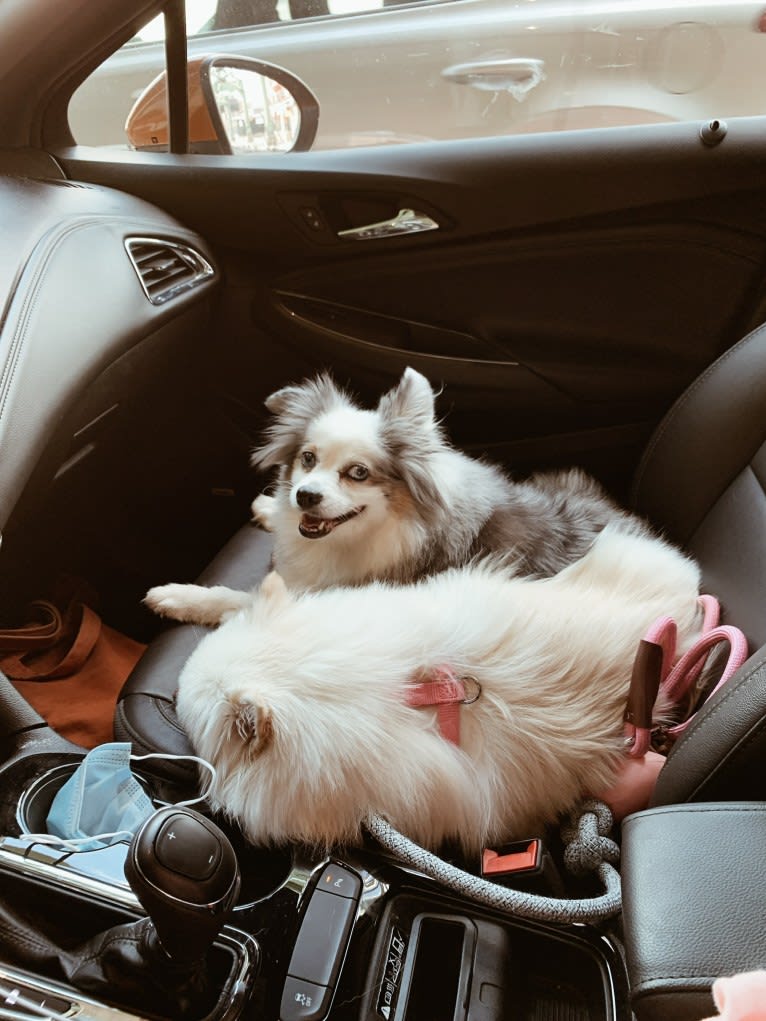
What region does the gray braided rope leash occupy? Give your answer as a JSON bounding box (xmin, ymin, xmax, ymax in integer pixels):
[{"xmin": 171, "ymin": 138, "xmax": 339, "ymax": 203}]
[{"xmin": 364, "ymin": 798, "xmax": 622, "ymax": 924}]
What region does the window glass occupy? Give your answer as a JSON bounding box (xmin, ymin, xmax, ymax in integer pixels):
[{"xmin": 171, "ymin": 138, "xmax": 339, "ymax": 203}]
[{"xmin": 69, "ymin": 0, "xmax": 766, "ymax": 152}]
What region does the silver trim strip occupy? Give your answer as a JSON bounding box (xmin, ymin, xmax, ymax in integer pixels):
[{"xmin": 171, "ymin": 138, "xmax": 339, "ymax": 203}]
[
  {"xmin": 0, "ymin": 841, "xmax": 140, "ymax": 910},
  {"xmin": 124, "ymin": 236, "xmax": 215, "ymax": 305},
  {"xmin": 0, "ymin": 966, "xmax": 141, "ymax": 1019}
]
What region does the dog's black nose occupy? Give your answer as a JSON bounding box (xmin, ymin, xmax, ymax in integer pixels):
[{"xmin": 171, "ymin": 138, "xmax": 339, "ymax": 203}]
[{"xmin": 297, "ymin": 488, "xmax": 323, "ymax": 509}]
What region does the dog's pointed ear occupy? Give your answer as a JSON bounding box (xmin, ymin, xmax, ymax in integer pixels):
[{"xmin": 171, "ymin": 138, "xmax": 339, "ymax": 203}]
[
  {"xmin": 376, "ymin": 368, "xmax": 446, "ymax": 509},
  {"xmin": 377, "ymin": 367, "xmax": 436, "ymax": 427},
  {"xmin": 258, "ymin": 570, "xmax": 291, "ymax": 608},
  {"xmin": 224, "ymin": 695, "xmax": 274, "ymax": 761},
  {"xmin": 251, "ymin": 373, "xmax": 347, "ymax": 469},
  {"xmin": 263, "ymin": 384, "xmax": 302, "ymax": 416}
]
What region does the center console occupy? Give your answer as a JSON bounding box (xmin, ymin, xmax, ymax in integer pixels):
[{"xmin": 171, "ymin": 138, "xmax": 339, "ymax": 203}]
[{"xmin": 0, "ymin": 748, "xmax": 631, "ymax": 1021}]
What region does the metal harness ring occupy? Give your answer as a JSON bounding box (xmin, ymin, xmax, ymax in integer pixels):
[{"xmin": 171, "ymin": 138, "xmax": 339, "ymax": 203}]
[{"xmin": 460, "ymin": 676, "xmax": 482, "ymax": 704}]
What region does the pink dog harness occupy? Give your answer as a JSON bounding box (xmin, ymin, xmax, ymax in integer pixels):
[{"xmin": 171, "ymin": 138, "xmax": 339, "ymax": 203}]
[
  {"xmin": 406, "ymin": 665, "xmax": 481, "ymax": 745},
  {"xmin": 407, "ymin": 595, "xmax": 748, "ymax": 757}
]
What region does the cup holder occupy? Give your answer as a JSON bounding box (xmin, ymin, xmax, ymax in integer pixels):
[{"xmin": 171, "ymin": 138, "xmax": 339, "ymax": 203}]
[
  {"xmin": 16, "ymin": 761, "xmax": 154, "ymax": 836},
  {"xmin": 15, "ymin": 761, "xmax": 293, "ymax": 907},
  {"xmin": 14, "ymin": 762, "xmax": 63, "ymax": 835},
  {"xmin": 210, "ymin": 815, "xmax": 294, "ymax": 910}
]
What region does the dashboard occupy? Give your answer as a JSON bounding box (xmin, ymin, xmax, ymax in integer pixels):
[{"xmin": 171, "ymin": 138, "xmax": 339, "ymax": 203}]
[{"xmin": 0, "ymin": 149, "xmax": 220, "ymax": 615}]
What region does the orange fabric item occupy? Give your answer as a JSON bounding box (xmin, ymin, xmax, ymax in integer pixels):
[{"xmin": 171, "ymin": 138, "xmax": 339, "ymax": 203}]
[{"xmin": 0, "ymin": 601, "xmax": 145, "ymax": 750}]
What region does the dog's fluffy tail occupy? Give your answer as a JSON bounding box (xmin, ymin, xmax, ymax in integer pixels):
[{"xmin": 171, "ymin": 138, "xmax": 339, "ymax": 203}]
[{"xmin": 555, "ymin": 522, "xmax": 701, "ymax": 606}]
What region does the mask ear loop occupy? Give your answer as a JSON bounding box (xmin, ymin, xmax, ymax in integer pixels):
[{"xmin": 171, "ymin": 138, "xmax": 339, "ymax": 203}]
[{"xmin": 130, "ymin": 752, "xmax": 217, "ymax": 809}]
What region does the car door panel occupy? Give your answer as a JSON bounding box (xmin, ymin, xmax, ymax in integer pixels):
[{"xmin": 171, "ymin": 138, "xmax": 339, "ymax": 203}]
[
  {"xmin": 270, "ymin": 218, "xmax": 761, "ymax": 398},
  {"xmin": 57, "ymin": 117, "xmax": 766, "ymax": 484}
]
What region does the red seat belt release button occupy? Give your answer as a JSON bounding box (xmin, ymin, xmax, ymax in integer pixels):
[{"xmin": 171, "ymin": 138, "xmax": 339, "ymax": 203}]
[{"xmin": 481, "ymin": 840, "xmax": 540, "ymax": 876}]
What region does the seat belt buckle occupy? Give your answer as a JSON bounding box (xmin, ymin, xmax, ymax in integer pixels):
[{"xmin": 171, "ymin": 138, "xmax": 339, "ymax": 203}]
[{"xmin": 480, "ymin": 839, "xmax": 564, "ymax": 895}]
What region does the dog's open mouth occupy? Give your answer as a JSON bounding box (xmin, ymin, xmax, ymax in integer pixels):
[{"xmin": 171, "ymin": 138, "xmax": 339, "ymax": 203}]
[{"xmin": 299, "ymin": 506, "xmax": 365, "ymax": 539}]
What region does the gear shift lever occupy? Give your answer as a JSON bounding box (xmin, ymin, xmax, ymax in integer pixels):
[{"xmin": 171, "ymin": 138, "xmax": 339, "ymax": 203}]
[
  {"xmin": 18, "ymin": 806, "xmax": 244, "ymax": 1019},
  {"xmin": 124, "ymin": 805, "xmax": 241, "ymax": 966}
]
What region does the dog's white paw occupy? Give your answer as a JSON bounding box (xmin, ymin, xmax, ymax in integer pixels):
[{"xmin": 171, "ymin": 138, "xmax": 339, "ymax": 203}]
[
  {"xmin": 145, "ymin": 583, "xmax": 253, "ymax": 626},
  {"xmin": 251, "ymin": 493, "xmax": 275, "ymax": 531},
  {"xmin": 144, "ymin": 583, "xmax": 206, "ymax": 622}
]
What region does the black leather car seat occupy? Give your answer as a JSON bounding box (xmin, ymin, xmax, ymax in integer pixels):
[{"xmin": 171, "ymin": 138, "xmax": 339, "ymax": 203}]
[
  {"xmin": 631, "ymin": 321, "xmax": 766, "ymax": 808},
  {"xmin": 618, "ymin": 325, "xmax": 766, "ymax": 1018},
  {"xmin": 114, "ymin": 524, "xmax": 275, "ymax": 782},
  {"xmin": 115, "ymin": 321, "xmax": 766, "ymax": 797}
]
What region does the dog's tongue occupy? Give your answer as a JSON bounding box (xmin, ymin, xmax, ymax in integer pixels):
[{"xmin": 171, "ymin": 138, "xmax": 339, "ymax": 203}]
[{"xmin": 299, "ymin": 514, "xmax": 335, "ymax": 539}]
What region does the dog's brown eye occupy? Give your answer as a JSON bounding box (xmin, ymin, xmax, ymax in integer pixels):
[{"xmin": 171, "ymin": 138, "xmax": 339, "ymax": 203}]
[
  {"xmin": 346, "ymin": 464, "xmax": 369, "ymax": 481},
  {"xmin": 300, "ymin": 451, "xmax": 316, "ymax": 469}
]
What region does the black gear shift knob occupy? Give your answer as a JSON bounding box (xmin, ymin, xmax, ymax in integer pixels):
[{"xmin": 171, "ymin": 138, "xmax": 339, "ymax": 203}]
[{"xmin": 124, "ymin": 806, "xmax": 241, "ymax": 966}]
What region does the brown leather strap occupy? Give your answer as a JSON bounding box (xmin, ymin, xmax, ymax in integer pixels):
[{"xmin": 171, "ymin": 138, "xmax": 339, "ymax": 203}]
[
  {"xmin": 0, "ymin": 604, "xmax": 102, "ymax": 681},
  {"xmin": 0, "ymin": 601, "xmax": 65, "ymax": 652},
  {"xmin": 625, "ymin": 639, "xmax": 664, "ymax": 731}
]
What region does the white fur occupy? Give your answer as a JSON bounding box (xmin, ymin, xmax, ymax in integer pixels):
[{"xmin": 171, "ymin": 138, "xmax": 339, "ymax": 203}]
[{"xmin": 150, "ymin": 526, "xmax": 702, "ymax": 854}]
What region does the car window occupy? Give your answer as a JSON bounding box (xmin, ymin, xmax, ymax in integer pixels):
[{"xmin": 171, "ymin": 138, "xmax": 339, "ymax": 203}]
[
  {"xmin": 68, "ymin": 0, "xmax": 766, "ymax": 152},
  {"xmin": 131, "ymin": 0, "xmax": 402, "ymax": 40}
]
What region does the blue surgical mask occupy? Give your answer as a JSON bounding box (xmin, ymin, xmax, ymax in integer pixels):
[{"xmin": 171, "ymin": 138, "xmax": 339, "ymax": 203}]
[{"xmin": 22, "ymin": 742, "xmax": 216, "ymax": 851}]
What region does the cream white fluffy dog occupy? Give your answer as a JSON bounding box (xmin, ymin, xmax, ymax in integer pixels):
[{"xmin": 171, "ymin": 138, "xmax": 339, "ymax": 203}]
[
  {"xmin": 145, "ymin": 525, "xmax": 702, "ymax": 854},
  {"xmin": 249, "ymin": 367, "xmax": 648, "ymax": 590}
]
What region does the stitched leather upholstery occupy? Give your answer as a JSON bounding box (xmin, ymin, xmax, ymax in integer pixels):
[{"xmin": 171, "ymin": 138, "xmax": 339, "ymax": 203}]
[
  {"xmin": 632, "ymin": 321, "xmax": 766, "ymax": 651},
  {"xmin": 621, "ymin": 804, "xmax": 766, "ymax": 1021}
]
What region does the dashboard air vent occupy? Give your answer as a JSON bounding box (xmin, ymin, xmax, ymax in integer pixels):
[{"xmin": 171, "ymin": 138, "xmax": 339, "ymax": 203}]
[{"xmin": 125, "ymin": 237, "xmax": 215, "ymax": 305}]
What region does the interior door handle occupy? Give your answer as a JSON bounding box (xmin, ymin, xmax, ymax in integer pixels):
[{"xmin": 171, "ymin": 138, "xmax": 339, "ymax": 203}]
[
  {"xmin": 441, "ymin": 58, "xmax": 546, "ymax": 94},
  {"xmin": 337, "ymin": 208, "xmax": 439, "ymax": 241}
]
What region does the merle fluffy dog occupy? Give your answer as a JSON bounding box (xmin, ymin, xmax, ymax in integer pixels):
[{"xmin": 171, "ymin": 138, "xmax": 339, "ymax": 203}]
[{"xmin": 244, "ymin": 367, "xmax": 648, "ymax": 591}]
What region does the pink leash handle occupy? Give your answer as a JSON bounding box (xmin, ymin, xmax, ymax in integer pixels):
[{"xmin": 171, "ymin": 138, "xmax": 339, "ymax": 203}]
[
  {"xmin": 624, "ymin": 595, "xmax": 724, "ymax": 758},
  {"xmin": 641, "ymin": 615, "xmax": 679, "ymax": 681},
  {"xmin": 664, "ymin": 625, "xmax": 749, "ymax": 737}
]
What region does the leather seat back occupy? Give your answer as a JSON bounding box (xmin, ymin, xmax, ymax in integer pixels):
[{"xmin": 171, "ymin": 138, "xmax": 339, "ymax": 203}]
[{"xmin": 631, "ymin": 322, "xmax": 766, "ymax": 806}]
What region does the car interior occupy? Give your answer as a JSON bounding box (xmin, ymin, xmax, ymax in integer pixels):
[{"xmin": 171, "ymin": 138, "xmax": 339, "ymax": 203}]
[{"xmin": 0, "ymin": 1, "xmax": 766, "ymax": 1019}]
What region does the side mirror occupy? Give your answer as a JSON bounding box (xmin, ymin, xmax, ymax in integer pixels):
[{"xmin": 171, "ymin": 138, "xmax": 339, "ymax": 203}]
[{"xmin": 125, "ymin": 55, "xmax": 319, "ymax": 154}]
